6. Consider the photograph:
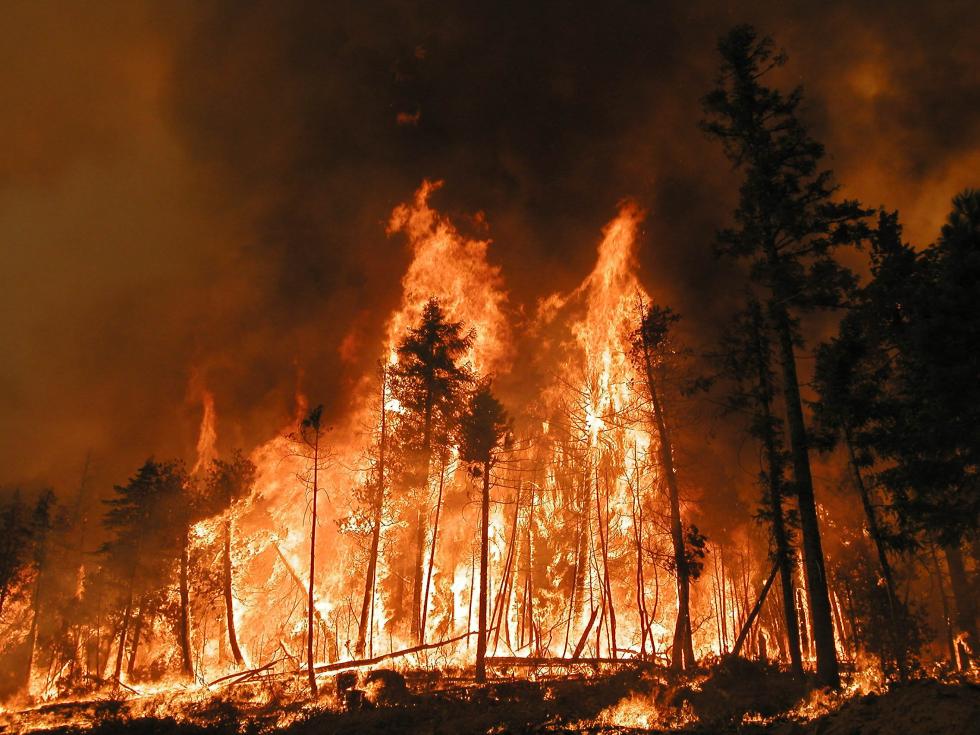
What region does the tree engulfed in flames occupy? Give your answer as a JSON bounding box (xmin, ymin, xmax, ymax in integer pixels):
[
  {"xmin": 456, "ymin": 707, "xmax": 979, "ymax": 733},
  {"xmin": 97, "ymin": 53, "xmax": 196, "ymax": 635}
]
[
  {"xmin": 3, "ymin": 181, "xmax": 874, "ymax": 716},
  {"xmin": 143, "ymin": 181, "xmax": 720, "ymax": 690}
]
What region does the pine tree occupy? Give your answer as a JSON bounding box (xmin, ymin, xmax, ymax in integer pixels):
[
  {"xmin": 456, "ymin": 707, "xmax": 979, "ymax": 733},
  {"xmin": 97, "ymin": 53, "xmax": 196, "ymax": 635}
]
[
  {"xmin": 204, "ymin": 451, "xmax": 257, "ymax": 667},
  {"xmin": 718, "ymin": 299, "xmax": 804, "ymax": 678},
  {"xmin": 22, "ymin": 489, "xmax": 56, "ymax": 692},
  {"xmin": 701, "ymin": 25, "xmax": 871, "ymax": 687},
  {"xmin": 101, "ymin": 459, "xmax": 188, "ymax": 685},
  {"xmin": 389, "ymin": 298, "xmax": 473, "ymax": 643},
  {"xmin": 630, "ymin": 302, "xmax": 698, "ymax": 671},
  {"xmin": 460, "ymin": 379, "xmax": 511, "ymax": 683},
  {"xmin": 289, "ymin": 405, "xmax": 328, "ymax": 698},
  {"xmin": 0, "ymin": 491, "xmax": 31, "ymax": 615}
]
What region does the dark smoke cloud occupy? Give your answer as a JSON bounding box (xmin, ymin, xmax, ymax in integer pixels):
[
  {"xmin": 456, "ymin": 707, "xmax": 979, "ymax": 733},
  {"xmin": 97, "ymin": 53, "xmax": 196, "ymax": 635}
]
[{"xmin": 1, "ymin": 0, "xmax": 977, "ymax": 497}]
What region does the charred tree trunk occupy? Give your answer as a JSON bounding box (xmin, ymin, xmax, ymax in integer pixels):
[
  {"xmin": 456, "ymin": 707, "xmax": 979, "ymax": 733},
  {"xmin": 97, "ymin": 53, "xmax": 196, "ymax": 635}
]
[
  {"xmin": 597, "ymin": 470, "xmax": 617, "ymax": 658},
  {"xmin": 844, "ymin": 435, "xmax": 896, "ymax": 600},
  {"xmin": 639, "ymin": 338, "xmax": 693, "ymax": 670},
  {"xmin": 178, "ymin": 531, "xmax": 194, "ymax": 679},
  {"xmin": 768, "ymin": 290, "xmax": 840, "ymax": 688},
  {"xmin": 843, "ymin": 431, "xmax": 905, "ymax": 676},
  {"xmin": 421, "ymin": 456, "xmax": 447, "ymax": 644},
  {"xmin": 475, "ymin": 459, "xmax": 491, "ymax": 683},
  {"xmin": 126, "ymin": 598, "xmax": 145, "ymax": 677},
  {"xmin": 307, "ymin": 430, "xmax": 320, "ymax": 698},
  {"xmin": 356, "ymin": 368, "xmax": 387, "ymax": 657},
  {"xmin": 930, "ymin": 546, "xmax": 958, "ymax": 667},
  {"xmin": 944, "ymin": 545, "xmax": 978, "ymax": 668},
  {"xmin": 411, "ymin": 393, "xmax": 434, "ymax": 644},
  {"xmin": 113, "ymin": 590, "xmax": 133, "ymax": 685},
  {"xmin": 749, "ymin": 310, "xmax": 804, "ymax": 678},
  {"xmin": 223, "ymin": 517, "xmax": 244, "ymax": 666},
  {"xmin": 23, "ymin": 569, "xmax": 43, "ymax": 692}
]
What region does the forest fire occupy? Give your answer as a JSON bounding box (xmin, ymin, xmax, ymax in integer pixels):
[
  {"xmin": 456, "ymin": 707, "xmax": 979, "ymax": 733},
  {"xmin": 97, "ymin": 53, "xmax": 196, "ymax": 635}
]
[{"xmin": 1, "ymin": 7, "xmax": 978, "ymax": 735}]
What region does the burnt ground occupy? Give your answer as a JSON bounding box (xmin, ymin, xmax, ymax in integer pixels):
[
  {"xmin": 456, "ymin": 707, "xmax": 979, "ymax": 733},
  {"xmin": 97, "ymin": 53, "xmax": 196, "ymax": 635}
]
[{"xmin": 4, "ymin": 659, "xmax": 979, "ymax": 735}]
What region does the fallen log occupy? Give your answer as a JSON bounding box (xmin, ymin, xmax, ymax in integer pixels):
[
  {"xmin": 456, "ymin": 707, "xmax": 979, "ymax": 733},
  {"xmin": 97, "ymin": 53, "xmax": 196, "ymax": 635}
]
[
  {"xmin": 313, "ymin": 630, "xmax": 476, "ymax": 674},
  {"xmin": 208, "ymin": 658, "xmax": 281, "ymax": 687},
  {"xmin": 732, "ymin": 561, "xmax": 779, "ymax": 657}
]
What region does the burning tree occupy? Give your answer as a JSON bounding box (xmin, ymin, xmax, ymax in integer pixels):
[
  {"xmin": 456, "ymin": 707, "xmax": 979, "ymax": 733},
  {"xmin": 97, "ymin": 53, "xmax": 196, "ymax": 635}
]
[
  {"xmin": 202, "ymin": 451, "xmax": 257, "ymax": 668},
  {"xmin": 460, "ymin": 379, "xmax": 511, "ymax": 682},
  {"xmin": 100, "ymin": 460, "xmax": 192, "ymax": 684},
  {"xmin": 288, "ymin": 405, "xmax": 330, "ymax": 698},
  {"xmin": 630, "ymin": 302, "xmax": 706, "ymax": 671},
  {"xmin": 388, "ymin": 298, "xmax": 474, "ymax": 644}
]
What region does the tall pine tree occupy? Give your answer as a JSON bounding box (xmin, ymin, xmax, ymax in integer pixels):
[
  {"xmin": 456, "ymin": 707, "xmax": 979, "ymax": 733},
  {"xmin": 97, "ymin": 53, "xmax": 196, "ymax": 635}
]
[{"xmin": 702, "ymin": 25, "xmax": 871, "ymax": 687}]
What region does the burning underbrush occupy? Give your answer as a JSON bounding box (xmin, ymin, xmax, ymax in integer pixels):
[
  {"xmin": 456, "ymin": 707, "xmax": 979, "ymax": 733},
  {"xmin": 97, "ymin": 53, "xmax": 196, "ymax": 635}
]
[{"xmin": 4, "ymin": 658, "xmax": 977, "ymax": 735}]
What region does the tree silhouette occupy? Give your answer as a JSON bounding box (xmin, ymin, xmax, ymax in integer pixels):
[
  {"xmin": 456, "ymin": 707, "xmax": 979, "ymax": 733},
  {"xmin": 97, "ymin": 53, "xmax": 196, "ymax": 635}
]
[
  {"xmin": 718, "ymin": 299, "xmax": 804, "ymax": 678},
  {"xmin": 100, "ymin": 459, "xmax": 188, "ymax": 685},
  {"xmin": 203, "ymin": 451, "xmax": 257, "ymax": 667},
  {"xmin": 289, "ymin": 404, "xmax": 328, "ymax": 698},
  {"xmin": 630, "ymin": 301, "xmax": 699, "ymax": 671},
  {"xmin": 460, "ymin": 379, "xmax": 510, "ymax": 683},
  {"xmin": 390, "ymin": 298, "xmax": 473, "ymax": 642},
  {"xmin": 702, "ymin": 24, "xmax": 871, "ymax": 688}
]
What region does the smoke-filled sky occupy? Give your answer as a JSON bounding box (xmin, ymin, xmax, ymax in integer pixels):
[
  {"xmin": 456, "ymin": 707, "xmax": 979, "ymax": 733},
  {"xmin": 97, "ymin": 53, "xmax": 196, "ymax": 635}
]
[{"xmin": 2, "ymin": 0, "xmax": 978, "ymax": 493}]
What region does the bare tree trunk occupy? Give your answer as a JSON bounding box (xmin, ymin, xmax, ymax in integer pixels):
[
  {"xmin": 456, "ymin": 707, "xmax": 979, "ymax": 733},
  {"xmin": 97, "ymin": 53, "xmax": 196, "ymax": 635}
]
[
  {"xmin": 930, "ymin": 546, "xmax": 958, "ymax": 667},
  {"xmin": 944, "ymin": 544, "xmax": 977, "ymax": 668},
  {"xmin": 307, "ymin": 431, "xmax": 320, "ymax": 698},
  {"xmin": 223, "ymin": 517, "xmax": 244, "ymax": 666},
  {"xmin": 632, "ymin": 447, "xmax": 649, "ymax": 657},
  {"xmin": 113, "ymin": 590, "xmax": 132, "ymax": 685},
  {"xmin": 768, "ymin": 291, "xmax": 840, "ymax": 688},
  {"xmin": 421, "ymin": 456, "xmax": 447, "ymax": 644},
  {"xmin": 411, "ymin": 393, "xmax": 434, "ymax": 643},
  {"xmin": 491, "ymin": 482, "xmax": 521, "ymax": 653},
  {"xmin": 411, "ymin": 510, "xmax": 426, "ymax": 642},
  {"xmin": 23, "ymin": 571, "xmax": 43, "ymax": 693},
  {"xmin": 597, "ymin": 470, "xmax": 617, "ymax": 658},
  {"xmin": 638, "ymin": 338, "xmax": 693, "ymax": 670},
  {"xmin": 127, "ymin": 598, "xmax": 144, "ymax": 677},
  {"xmin": 356, "ymin": 368, "xmax": 387, "ymax": 657},
  {"xmin": 178, "ymin": 531, "xmax": 194, "ymax": 679},
  {"xmin": 844, "ymin": 432, "xmax": 905, "ymax": 676},
  {"xmin": 747, "ymin": 302, "xmax": 805, "ymax": 677},
  {"xmin": 475, "ymin": 460, "xmax": 491, "ymax": 682}
]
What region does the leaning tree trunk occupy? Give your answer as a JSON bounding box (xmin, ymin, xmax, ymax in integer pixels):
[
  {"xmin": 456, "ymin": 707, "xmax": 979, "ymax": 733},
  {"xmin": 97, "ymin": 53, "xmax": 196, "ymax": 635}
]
[
  {"xmin": 640, "ymin": 343, "xmax": 694, "ymax": 670},
  {"xmin": 475, "ymin": 459, "xmax": 491, "ymax": 683},
  {"xmin": 223, "ymin": 516, "xmax": 244, "ymax": 666},
  {"xmin": 178, "ymin": 530, "xmax": 194, "ymax": 679},
  {"xmin": 768, "ymin": 289, "xmax": 840, "ymax": 688}
]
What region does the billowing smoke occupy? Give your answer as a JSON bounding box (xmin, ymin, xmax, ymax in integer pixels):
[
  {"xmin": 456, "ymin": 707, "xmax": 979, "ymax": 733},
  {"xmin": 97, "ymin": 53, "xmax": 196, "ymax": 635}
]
[{"xmin": 2, "ymin": 0, "xmax": 978, "ymax": 502}]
